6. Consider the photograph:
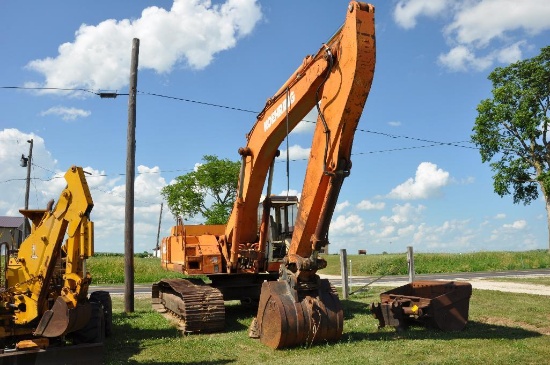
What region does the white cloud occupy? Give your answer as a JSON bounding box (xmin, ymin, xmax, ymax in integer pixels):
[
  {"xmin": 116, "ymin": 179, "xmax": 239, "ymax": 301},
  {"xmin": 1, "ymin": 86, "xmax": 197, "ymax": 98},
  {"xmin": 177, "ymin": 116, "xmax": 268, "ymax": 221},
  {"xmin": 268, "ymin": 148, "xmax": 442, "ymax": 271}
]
[
  {"xmin": 495, "ymin": 213, "xmax": 506, "ymax": 219},
  {"xmin": 330, "ymin": 214, "xmax": 365, "ymax": 235},
  {"xmin": 40, "ymin": 106, "xmax": 91, "ymax": 121},
  {"xmin": 277, "ymin": 144, "xmax": 310, "ymax": 161},
  {"xmin": 380, "ymin": 203, "xmax": 425, "ymax": 225},
  {"xmin": 503, "ymin": 219, "xmax": 527, "ymax": 230},
  {"xmin": 25, "ymin": 0, "xmax": 262, "ymax": 93},
  {"xmin": 412, "ymin": 219, "xmax": 474, "ymax": 251},
  {"xmin": 0, "ymin": 129, "xmax": 57, "ymax": 217},
  {"xmin": 291, "ymin": 107, "xmax": 317, "ymax": 135},
  {"xmin": 398, "ymin": 224, "xmax": 416, "ymax": 236},
  {"xmin": 437, "ymin": 45, "xmax": 493, "ymax": 72},
  {"xmin": 0, "ymin": 128, "xmax": 167, "ymax": 253},
  {"xmin": 395, "ymin": 0, "xmax": 550, "ymax": 72},
  {"xmin": 277, "ymin": 189, "xmax": 301, "ymax": 200},
  {"xmin": 393, "ymin": 0, "xmax": 450, "ymax": 29},
  {"xmin": 356, "ymin": 199, "xmax": 385, "ymax": 210},
  {"xmin": 438, "ymin": 41, "xmax": 528, "ymax": 71},
  {"xmin": 388, "ymin": 162, "xmax": 450, "ymax": 200},
  {"xmin": 388, "ymin": 121, "xmax": 402, "ymax": 127},
  {"xmin": 444, "ymin": 0, "xmax": 550, "ymax": 48},
  {"xmin": 496, "ymin": 41, "xmax": 527, "ymax": 63},
  {"xmin": 377, "ymin": 225, "xmax": 396, "ymax": 238},
  {"xmin": 335, "ymin": 200, "xmax": 350, "ymax": 212}
]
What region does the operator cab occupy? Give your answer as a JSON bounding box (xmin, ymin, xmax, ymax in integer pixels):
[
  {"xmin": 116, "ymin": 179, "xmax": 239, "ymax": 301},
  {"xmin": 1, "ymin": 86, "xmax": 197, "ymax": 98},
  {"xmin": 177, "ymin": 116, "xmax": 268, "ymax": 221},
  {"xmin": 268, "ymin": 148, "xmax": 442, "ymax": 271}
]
[{"xmin": 258, "ymin": 195, "xmax": 299, "ymax": 265}]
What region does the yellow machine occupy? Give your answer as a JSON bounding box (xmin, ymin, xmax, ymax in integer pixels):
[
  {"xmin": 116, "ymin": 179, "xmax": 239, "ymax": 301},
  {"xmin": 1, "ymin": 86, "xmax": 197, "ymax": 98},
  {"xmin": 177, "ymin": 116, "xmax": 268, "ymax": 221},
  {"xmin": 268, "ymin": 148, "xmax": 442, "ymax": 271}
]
[{"xmin": 0, "ymin": 166, "xmax": 111, "ymax": 355}]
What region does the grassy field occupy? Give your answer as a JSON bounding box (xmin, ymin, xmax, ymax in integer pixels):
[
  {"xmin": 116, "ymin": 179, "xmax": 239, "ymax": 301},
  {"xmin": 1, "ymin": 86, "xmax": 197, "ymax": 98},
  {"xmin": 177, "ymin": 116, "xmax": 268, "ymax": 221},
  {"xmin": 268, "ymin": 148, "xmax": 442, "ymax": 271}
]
[
  {"xmin": 96, "ymin": 251, "xmax": 550, "ymax": 364},
  {"xmin": 104, "ymin": 287, "xmax": 550, "ymax": 365},
  {"xmin": 322, "ymin": 250, "xmax": 550, "ymax": 276},
  {"xmin": 88, "ymin": 250, "xmax": 550, "ymax": 284}
]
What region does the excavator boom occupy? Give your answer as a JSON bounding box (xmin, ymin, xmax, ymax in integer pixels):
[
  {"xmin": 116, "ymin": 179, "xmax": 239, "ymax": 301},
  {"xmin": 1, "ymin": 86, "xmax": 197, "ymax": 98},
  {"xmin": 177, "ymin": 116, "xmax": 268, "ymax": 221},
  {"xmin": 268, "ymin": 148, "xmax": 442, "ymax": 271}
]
[
  {"xmin": 251, "ymin": 2, "xmax": 376, "ymax": 348},
  {"xmin": 225, "ymin": 1, "xmax": 375, "ymax": 269}
]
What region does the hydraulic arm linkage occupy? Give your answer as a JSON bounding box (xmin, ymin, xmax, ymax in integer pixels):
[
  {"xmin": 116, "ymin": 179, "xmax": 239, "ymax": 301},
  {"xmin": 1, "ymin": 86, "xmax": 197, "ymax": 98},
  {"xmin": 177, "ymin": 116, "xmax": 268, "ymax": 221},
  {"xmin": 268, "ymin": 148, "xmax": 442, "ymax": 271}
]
[
  {"xmin": 245, "ymin": 2, "xmax": 377, "ymax": 348},
  {"xmin": 1, "ymin": 166, "xmax": 95, "ymax": 340}
]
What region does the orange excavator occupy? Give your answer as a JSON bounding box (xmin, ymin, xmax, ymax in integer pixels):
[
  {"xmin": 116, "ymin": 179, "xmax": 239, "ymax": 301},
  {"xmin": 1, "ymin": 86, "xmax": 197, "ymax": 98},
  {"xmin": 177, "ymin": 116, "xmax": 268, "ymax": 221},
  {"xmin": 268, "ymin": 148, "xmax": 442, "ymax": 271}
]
[{"xmin": 153, "ymin": 1, "xmax": 376, "ymax": 348}]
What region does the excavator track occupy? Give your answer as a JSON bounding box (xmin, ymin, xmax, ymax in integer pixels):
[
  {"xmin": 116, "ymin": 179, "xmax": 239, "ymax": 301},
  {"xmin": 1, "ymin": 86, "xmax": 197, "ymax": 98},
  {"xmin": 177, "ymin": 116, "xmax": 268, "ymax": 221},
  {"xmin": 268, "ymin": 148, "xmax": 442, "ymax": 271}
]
[{"xmin": 152, "ymin": 278, "xmax": 225, "ymax": 333}]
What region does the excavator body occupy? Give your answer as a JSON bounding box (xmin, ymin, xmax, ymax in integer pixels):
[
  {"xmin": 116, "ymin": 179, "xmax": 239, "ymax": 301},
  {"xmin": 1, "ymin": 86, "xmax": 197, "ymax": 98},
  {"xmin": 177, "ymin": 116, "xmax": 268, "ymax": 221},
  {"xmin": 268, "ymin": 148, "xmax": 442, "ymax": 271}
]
[{"xmin": 155, "ymin": 1, "xmax": 376, "ymax": 348}]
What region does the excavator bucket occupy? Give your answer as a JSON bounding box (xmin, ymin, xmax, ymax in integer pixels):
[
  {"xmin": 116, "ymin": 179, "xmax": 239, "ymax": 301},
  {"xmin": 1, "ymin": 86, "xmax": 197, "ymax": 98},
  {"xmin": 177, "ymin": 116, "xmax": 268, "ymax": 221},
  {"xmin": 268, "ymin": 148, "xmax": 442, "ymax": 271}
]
[
  {"xmin": 34, "ymin": 297, "xmax": 92, "ymax": 338},
  {"xmin": 251, "ymin": 279, "xmax": 343, "ymax": 349}
]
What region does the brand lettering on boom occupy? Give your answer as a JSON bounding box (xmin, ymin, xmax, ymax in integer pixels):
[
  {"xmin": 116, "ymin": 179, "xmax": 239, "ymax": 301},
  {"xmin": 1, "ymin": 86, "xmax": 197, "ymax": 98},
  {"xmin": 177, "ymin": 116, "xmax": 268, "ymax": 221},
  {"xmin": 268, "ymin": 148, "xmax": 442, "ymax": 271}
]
[{"xmin": 263, "ymin": 91, "xmax": 296, "ymax": 132}]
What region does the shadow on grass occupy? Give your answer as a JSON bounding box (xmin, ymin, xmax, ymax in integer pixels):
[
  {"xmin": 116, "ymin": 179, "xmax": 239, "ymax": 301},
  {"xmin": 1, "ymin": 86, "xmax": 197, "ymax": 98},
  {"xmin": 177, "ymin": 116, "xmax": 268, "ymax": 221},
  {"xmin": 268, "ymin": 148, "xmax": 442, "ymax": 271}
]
[
  {"xmin": 342, "ymin": 320, "xmax": 542, "ymax": 344},
  {"xmin": 341, "ymin": 298, "xmax": 371, "ymax": 320},
  {"xmin": 105, "ymin": 303, "xmax": 258, "ymax": 364},
  {"xmin": 224, "ymin": 302, "xmax": 257, "ymax": 332},
  {"xmin": 105, "ymin": 311, "xmax": 238, "ymax": 365},
  {"xmin": 340, "ymin": 296, "xmax": 542, "ymax": 344}
]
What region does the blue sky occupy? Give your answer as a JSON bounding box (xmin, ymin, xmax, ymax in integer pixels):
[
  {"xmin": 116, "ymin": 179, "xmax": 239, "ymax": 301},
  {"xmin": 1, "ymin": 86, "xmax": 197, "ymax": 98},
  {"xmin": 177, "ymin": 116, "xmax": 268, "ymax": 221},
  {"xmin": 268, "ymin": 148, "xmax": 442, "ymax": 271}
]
[{"xmin": 1, "ymin": 0, "xmax": 550, "ymax": 255}]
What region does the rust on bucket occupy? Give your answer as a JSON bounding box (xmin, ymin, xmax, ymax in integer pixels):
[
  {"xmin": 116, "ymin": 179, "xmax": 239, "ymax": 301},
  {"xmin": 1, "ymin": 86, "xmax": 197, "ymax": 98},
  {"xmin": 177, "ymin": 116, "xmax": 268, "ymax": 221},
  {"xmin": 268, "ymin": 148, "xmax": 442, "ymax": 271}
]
[
  {"xmin": 370, "ymin": 280, "xmax": 472, "ymax": 331},
  {"xmin": 253, "ymin": 279, "xmax": 343, "ymax": 349}
]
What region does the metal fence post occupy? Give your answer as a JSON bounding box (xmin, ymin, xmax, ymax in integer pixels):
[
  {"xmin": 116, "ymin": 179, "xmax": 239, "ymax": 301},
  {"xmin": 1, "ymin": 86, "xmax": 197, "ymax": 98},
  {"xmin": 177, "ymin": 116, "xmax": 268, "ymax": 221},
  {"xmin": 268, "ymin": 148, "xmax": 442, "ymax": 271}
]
[
  {"xmin": 340, "ymin": 249, "xmax": 349, "ymax": 299},
  {"xmin": 407, "ymin": 246, "xmax": 415, "ymax": 283}
]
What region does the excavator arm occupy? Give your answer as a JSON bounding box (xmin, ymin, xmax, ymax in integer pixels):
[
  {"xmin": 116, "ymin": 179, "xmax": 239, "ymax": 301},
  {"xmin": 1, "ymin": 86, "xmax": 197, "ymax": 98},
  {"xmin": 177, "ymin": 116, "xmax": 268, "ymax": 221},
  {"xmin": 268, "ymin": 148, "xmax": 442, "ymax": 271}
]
[
  {"xmin": 244, "ymin": 2, "xmax": 376, "ymax": 348},
  {"xmin": 2, "ymin": 166, "xmax": 94, "ymax": 338},
  {"xmin": 224, "ymin": 2, "xmax": 375, "ymax": 277}
]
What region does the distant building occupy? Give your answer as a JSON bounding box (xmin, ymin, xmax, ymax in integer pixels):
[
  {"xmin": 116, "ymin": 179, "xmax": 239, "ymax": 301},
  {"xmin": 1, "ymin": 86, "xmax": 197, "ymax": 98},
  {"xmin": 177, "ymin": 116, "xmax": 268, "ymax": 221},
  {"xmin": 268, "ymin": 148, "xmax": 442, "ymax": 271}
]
[{"xmin": 0, "ymin": 216, "xmax": 25, "ymax": 249}]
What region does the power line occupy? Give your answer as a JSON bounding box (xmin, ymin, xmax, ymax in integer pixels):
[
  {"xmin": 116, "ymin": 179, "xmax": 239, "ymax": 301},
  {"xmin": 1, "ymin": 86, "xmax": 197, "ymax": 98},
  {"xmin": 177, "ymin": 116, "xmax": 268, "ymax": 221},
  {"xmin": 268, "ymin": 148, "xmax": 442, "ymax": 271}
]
[
  {"xmin": 2, "ymin": 85, "xmax": 475, "ymax": 149},
  {"xmin": 0, "ymin": 85, "xmax": 128, "ymax": 98},
  {"xmin": 138, "ymin": 91, "xmax": 256, "ymax": 114},
  {"xmin": 357, "ymin": 128, "xmax": 477, "ymax": 150}
]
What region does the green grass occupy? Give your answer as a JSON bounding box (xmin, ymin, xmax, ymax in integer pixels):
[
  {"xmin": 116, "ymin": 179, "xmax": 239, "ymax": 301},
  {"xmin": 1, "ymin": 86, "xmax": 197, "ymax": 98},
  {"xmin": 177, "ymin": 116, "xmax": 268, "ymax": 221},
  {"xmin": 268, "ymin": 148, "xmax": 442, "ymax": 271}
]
[
  {"xmin": 321, "ymin": 250, "xmax": 550, "ymax": 276},
  {"xmin": 88, "ymin": 250, "xmax": 550, "ymax": 284},
  {"xmin": 104, "ymin": 288, "xmax": 550, "ymax": 365},
  {"xmin": 88, "ymin": 256, "xmax": 184, "ymax": 284}
]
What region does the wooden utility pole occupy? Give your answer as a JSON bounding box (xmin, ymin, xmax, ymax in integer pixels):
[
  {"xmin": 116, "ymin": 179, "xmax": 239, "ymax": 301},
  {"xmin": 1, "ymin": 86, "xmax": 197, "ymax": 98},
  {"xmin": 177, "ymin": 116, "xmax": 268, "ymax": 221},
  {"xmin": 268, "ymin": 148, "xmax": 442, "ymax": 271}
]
[
  {"xmin": 155, "ymin": 202, "xmax": 163, "ymax": 255},
  {"xmin": 125, "ymin": 38, "xmax": 139, "ymax": 313},
  {"xmin": 21, "ymin": 139, "xmax": 33, "ymax": 243}
]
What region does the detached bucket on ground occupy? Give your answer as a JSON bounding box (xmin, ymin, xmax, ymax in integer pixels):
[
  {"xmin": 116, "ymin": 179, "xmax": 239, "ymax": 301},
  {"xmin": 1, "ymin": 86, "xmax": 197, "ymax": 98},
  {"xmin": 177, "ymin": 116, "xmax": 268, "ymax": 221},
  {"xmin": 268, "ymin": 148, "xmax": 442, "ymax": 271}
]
[{"xmin": 371, "ymin": 280, "xmax": 472, "ymax": 331}]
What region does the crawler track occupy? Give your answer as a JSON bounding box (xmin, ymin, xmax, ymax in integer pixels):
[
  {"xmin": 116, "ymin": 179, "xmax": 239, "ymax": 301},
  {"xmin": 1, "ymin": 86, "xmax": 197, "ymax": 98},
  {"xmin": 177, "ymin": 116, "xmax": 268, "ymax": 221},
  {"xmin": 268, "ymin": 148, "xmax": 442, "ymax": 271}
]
[{"xmin": 152, "ymin": 278, "xmax": 225, "ymax": 333}]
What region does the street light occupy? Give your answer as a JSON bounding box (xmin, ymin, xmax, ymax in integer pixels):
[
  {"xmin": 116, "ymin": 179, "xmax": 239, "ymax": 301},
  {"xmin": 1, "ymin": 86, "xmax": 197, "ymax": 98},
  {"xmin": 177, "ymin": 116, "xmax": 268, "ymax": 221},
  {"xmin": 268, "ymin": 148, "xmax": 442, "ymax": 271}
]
[{"xmin": 20, "ymin": 139, "xmax": 33, "ymax": 243}]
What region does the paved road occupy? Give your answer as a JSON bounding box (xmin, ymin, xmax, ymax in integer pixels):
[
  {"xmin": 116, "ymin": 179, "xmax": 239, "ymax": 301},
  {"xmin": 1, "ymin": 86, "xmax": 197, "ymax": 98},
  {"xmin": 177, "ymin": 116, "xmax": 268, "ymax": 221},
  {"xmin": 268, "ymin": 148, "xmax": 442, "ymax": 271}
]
[
  {"xmin": 90, "ymin": 268, "xmax": 550, "ymax": 296},
  {"xmin": 323, "ymin": 268, "xmax": 550, "ymax": 285}
]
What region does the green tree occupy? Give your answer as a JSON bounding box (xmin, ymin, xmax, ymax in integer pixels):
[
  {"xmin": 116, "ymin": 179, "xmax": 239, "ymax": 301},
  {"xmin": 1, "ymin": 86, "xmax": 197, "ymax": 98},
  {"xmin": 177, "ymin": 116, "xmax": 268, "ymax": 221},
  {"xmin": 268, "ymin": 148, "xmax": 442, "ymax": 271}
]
[
  {"xmin": 472, "ymin": 46, "xmax": 550, "ymax": 252},
  {"xmin": 161, "ymin": 155, "xmax": 240, "ymax": 224}
]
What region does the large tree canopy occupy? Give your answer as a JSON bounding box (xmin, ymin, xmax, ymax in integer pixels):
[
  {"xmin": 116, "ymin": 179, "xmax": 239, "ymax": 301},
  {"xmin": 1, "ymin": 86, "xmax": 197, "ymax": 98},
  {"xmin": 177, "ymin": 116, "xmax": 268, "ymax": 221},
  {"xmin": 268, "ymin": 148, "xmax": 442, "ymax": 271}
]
[
  {"xmin": 161, "ymin": 155, "xmax": 240, "ymax": 225},
  {"xmin": 471, "ymin": 45, "xmax": 550, "ymax": 251}
]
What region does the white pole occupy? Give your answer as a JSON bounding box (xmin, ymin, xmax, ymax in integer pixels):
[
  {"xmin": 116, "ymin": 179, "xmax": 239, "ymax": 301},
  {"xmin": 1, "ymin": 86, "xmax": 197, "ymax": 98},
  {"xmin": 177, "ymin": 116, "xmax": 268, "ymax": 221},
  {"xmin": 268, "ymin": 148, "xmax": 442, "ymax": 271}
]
[
  {"xmin": 349, "ymin": 259, "xmax": 352, "ymax": 294},
  {"xmin": 407, "ymin": 246, "xmax": 415, "ymax": 283},
  {"xmin": 339, "ymin": 249, "xmax": 349, "ymax": 299}
]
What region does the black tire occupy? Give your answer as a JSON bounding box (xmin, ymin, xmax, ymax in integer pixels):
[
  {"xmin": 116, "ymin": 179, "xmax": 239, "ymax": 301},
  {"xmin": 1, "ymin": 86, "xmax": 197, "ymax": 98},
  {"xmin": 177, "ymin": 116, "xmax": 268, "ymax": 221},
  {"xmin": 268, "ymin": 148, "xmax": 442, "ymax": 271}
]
[
  {"xmin": 90, "ymin": 290, "xmax": 112, "ymax": 337},
  {"xmin": 70, "ymin": 301, "xmax": 105, "ymax": 344}
]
